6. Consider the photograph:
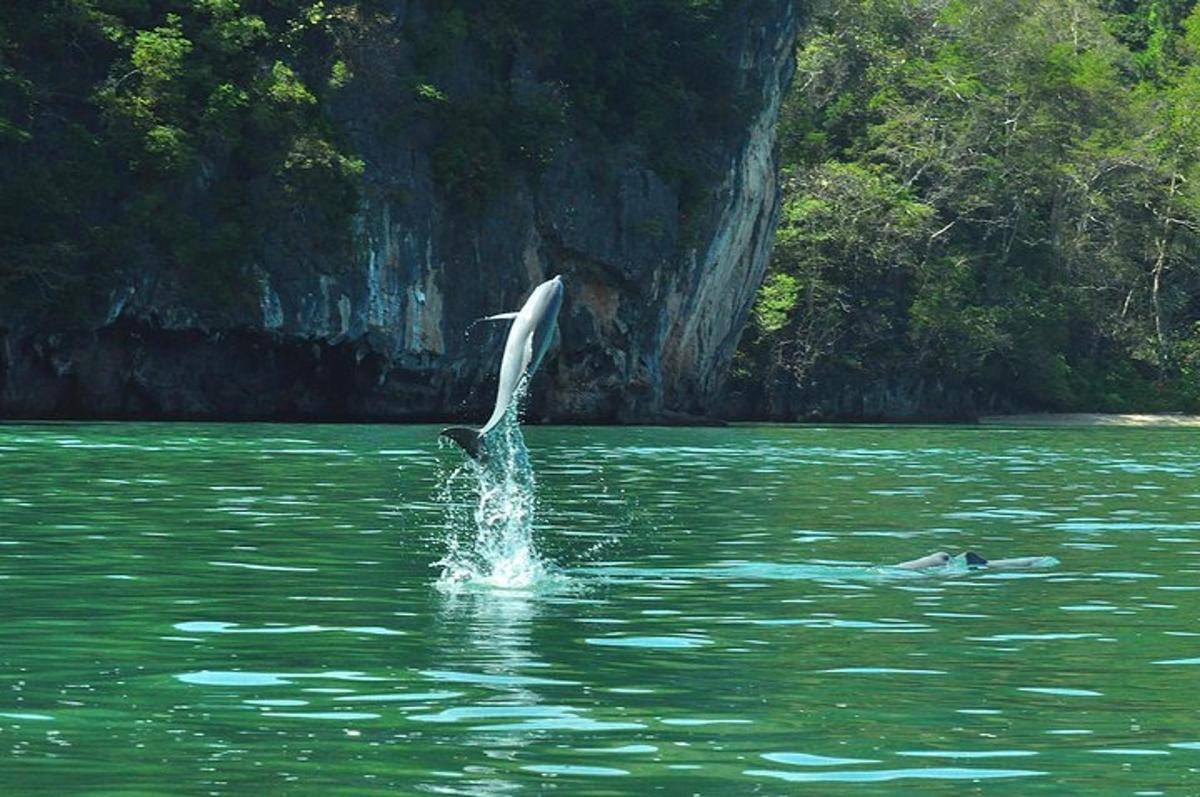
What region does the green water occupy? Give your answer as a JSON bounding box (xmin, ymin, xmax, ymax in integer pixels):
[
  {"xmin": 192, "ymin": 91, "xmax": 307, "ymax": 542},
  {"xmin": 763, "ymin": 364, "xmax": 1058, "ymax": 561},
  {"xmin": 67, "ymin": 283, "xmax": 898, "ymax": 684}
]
[{"xmin": 1, "ymin": 423, "xmax": 1198, "ymax": 794}]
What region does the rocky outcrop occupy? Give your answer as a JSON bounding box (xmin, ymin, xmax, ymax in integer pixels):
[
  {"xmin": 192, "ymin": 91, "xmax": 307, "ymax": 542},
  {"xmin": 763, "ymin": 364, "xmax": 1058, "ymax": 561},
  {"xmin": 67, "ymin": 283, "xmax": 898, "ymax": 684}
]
[{"xmin": 0, "ymin": 1, "xmax": 800, "ymax": 422}]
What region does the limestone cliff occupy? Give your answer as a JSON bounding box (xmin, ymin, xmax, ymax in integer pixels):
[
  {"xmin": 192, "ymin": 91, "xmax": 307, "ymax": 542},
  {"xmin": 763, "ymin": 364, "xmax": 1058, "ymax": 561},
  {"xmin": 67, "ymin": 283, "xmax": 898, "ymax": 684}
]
[{"xmin": 0, "ymin": 1, "xmax": 800, "ymax": 422}]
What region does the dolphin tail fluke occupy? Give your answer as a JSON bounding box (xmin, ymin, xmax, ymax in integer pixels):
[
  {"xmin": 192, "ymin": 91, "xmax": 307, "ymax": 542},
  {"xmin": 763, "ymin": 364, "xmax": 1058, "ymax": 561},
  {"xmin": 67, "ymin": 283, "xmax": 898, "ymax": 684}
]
[{"xmin": 440, "ymin": 426, "xmax": 487, "ymax": 461}]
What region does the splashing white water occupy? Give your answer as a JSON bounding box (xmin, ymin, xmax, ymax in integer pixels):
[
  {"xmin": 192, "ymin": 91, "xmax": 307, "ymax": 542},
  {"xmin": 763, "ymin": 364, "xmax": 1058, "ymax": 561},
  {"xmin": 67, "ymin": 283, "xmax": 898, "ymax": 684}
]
[{"xmin": 434, "ymin": 396, "xmax": 557, "ymax": 592}]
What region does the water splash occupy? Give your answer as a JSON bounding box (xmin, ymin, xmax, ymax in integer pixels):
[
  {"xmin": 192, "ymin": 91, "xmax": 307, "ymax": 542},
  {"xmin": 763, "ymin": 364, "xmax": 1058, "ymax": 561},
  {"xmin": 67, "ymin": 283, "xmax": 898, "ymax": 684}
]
[{"xmin": 434, "ymin": 394, "xmax": 558, "ymax": 592}]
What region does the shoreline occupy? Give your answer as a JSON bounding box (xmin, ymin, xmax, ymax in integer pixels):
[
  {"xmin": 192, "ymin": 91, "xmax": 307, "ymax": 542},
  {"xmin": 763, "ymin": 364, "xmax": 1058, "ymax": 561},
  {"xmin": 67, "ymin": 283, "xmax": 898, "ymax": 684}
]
[
  {"xmin": 978, "ymin": 413, "xmax": 1200, "ymax": 427},
  {"xmin": 2, "ymin": 412, "xmax": 1198, "ymax": 427}
]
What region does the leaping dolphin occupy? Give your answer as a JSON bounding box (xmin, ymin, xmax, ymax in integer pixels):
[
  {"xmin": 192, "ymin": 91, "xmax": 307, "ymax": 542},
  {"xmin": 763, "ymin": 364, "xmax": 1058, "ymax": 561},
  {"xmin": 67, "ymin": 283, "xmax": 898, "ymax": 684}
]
[{"xmin": 441, "ymin": 275, "xmax": 564, "ymax": 460}]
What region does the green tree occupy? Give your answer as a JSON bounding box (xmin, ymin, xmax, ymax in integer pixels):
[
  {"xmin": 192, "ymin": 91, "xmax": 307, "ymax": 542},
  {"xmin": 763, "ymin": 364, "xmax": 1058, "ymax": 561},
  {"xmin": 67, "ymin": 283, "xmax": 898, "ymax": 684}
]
[{"xmin": 743, "ymin": 0, "xmax": 1200, "ymax": 416}]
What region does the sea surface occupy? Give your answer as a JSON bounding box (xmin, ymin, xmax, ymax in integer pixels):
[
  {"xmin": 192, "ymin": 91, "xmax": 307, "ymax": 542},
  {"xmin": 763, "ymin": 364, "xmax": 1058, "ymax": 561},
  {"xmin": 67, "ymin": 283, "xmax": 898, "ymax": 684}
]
[{"xmin": 0, "ymin": 422, "xmax": 1197, "ymax": 794}]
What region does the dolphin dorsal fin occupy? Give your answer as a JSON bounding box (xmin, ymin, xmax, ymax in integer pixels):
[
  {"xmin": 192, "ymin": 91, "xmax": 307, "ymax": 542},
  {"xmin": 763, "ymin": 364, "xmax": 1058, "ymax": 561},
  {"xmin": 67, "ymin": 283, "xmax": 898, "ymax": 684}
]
[{"xmin": 463, "ymin": 311, "xmax": 520, "ymax": 338}]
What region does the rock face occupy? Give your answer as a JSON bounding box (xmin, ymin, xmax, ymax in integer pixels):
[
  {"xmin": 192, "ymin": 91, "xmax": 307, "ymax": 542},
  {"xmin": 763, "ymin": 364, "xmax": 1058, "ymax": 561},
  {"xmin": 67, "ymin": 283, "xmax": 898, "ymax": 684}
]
[{"xmin": 0, "ymin": 1, "xmax": 800, "ymax": 422}]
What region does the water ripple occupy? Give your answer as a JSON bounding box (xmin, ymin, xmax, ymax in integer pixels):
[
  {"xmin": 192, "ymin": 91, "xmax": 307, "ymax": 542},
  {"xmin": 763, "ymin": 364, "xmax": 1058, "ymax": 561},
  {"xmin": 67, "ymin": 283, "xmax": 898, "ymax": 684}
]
[{"xmin": 745, "ymin": 767, "xmax": 1046, "ymax": 783}]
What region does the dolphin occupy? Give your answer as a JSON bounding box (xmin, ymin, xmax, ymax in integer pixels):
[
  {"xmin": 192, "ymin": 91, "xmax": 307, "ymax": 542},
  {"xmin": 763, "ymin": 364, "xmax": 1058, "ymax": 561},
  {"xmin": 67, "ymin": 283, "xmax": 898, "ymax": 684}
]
[
  {"xmin": 894, "ymin": 551, "xmax": 957, "ymax": 570},
  {"xmin": 440, "ymin": 275, "xmax": 564, "ymax": 460},
  {"xmin": 894, "ymin": 551, "xmax": 1055, "ymax": 571}
]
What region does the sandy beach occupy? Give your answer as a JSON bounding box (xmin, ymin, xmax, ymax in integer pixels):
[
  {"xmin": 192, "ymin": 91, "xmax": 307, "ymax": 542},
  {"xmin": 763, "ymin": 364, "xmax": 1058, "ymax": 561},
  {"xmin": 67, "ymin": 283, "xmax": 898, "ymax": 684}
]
[{"xmin": 980, "ymin": 413, "xmax": 1200, "ymax": 427}]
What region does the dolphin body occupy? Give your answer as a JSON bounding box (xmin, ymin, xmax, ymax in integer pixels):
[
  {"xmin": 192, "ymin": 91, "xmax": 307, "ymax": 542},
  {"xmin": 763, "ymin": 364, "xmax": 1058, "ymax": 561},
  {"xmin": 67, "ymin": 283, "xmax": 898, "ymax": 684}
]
[
  {"xmin": 440, "ymin": 275, "xmax": 564, "ymax": 461},
  {"xmin": 894, "ymin": 551, "xmax": 1055, "ymax": 571}
]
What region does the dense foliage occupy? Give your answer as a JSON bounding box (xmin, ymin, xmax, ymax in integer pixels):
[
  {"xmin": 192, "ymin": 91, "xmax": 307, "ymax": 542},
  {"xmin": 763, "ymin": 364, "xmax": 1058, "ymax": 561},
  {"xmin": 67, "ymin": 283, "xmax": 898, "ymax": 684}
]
[
  {"xmin": 0, "ymin": 0, "xmax": 366, "ymax": 316},
  {"xmin": 740, "ymin": 0, "xmax": 1200, "ymax": 415},
  {"xmin": 0, "ymin": 0, "xmax": 737, "ymax": 321}
]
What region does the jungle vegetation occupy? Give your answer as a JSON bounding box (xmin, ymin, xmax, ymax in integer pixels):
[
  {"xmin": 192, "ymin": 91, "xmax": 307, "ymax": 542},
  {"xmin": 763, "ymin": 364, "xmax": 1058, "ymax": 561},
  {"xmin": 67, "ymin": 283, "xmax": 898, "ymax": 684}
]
[
  {"xmin": 739, "ymin": 0, "xmax": 1200, "ymax": 415},
  {"xmin": 3, "ymin": 1, "xmax": 1198, "ymax": 416}
]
